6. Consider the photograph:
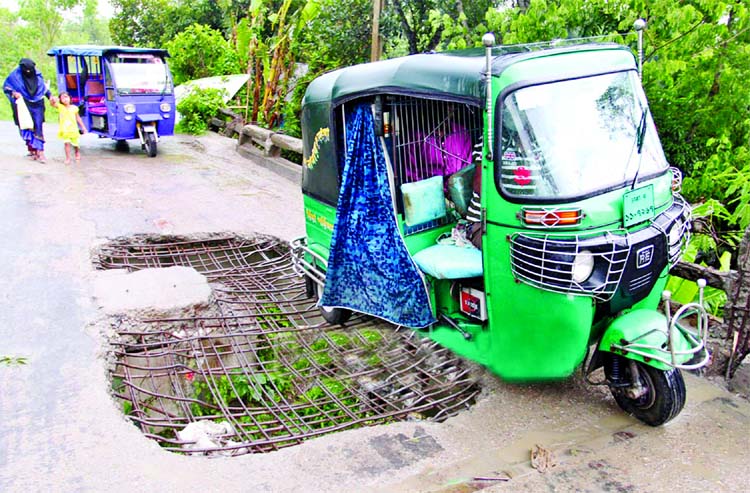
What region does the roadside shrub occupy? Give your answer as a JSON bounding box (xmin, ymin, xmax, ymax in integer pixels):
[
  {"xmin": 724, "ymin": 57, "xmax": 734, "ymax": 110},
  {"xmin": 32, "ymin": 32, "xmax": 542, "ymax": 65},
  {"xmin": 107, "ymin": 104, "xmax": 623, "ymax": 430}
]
[
  {"xmin": 166, "ymin": 24, "xmax": 240, "ymax": 85},
  {"xmin": 176, "ymin": 87, "xmax": 225, "ymax": 135}
]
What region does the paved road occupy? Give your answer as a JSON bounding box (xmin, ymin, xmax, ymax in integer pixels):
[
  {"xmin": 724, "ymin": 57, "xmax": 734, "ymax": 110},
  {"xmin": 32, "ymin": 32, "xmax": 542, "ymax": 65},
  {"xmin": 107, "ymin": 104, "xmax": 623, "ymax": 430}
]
[{"xmin": 0, "ymin": 121, "xmax": 748, "ymax": 492}]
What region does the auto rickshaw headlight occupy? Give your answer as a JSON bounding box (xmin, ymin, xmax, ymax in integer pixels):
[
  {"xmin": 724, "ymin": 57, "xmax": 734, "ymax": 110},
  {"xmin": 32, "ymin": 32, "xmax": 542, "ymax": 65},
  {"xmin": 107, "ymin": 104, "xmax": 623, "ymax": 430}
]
[
  {"xmin": 123, "ymin": 103, "xmax": 136, "ymax": 114},
  {"xmin": 160, "ymin": 103, "xmax": 171, "ymax": 112},
  {"xmin": 572, "ymin": 250, "xmax": 594, "ymax": 283},
  {"xmin": 669, "ymin": 218, "xmax": 683, "ymax": 246}
]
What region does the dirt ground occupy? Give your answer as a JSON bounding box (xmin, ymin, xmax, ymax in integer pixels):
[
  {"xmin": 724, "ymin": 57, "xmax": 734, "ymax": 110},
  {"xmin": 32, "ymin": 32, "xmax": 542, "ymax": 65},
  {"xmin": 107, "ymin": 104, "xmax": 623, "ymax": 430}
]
[{"xmin": 1, "ymin": 121, "xmax": 749, "ymax": 493}]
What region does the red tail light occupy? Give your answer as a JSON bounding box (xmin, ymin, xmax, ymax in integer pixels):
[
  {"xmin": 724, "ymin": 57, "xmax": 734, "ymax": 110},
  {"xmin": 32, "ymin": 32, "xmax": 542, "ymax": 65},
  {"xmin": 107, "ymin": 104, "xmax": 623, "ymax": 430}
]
[{"xmin": 522, "ymin": 208, "xmax": 583, "ymax": 227}]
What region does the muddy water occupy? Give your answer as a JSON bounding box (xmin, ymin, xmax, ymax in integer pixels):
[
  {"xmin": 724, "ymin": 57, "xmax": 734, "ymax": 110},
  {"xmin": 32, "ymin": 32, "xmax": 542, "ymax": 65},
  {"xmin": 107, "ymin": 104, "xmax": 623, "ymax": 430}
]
[
  {"xmin": 380, "ymin": 375, "xmax": 750, "ymax": 493},
  {"xmin": 0, "ymin": 120, "xmax": 748, "ymax": 492}
]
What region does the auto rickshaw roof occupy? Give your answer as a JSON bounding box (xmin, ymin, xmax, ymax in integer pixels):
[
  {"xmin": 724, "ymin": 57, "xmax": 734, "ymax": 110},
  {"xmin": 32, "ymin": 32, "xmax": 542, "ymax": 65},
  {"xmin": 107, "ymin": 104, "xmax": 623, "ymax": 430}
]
[
  {"xmin": 47, "ymin": 45, "xmax": 170, "ymax": 58},
  {"xmin": 303, "ymin": 43, "xmax": 632, "ymax": 107}
]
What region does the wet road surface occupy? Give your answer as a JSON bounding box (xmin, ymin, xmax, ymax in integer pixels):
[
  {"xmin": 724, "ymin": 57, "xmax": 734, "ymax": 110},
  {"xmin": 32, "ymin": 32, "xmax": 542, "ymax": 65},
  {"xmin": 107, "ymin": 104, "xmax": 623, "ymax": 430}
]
[{"xmin": 0, "ymin": 121, "xmax": 748, "ymax": 492}]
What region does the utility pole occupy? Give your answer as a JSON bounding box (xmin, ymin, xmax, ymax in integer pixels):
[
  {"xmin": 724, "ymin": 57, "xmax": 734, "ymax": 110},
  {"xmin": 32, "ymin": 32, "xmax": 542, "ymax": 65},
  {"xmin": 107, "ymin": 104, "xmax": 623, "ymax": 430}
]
[{"xmin": 371, "ymin": 0, "xmax": 383, "ymax": 62}]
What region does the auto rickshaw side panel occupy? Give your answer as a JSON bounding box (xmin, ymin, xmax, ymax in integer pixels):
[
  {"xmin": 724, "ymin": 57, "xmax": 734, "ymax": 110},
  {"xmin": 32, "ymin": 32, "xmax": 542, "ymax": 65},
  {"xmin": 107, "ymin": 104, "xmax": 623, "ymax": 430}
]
[
  {"xmin": 300, "ymin": 95, "xmax": 341, "ymax": 263},
  {"xmin": 482, "ymin": 224, "xmax": 596, "ymax": 381}
]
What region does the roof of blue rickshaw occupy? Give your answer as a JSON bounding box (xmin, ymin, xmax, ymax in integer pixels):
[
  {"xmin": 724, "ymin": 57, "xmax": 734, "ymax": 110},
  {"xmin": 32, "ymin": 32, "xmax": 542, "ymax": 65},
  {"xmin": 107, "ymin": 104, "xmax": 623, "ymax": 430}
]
[
  {"xmin": 47, "ymin": 45, "xmax": 170, "ymax": 57},
  {"xmin": 302, "ymin": 43, "xmax": 632, "ymax": 106}
]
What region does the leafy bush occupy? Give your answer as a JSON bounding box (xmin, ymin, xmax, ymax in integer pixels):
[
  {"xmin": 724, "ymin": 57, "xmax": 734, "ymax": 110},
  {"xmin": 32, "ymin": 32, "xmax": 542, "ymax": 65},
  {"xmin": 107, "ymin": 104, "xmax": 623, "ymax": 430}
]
[
  {"xmin": 176, "ymin": 87, "xmax": 226, "ymax": 135},
  {"xmin": 166, "ymin": 24, "xmax": 240, "ymax": 85}
]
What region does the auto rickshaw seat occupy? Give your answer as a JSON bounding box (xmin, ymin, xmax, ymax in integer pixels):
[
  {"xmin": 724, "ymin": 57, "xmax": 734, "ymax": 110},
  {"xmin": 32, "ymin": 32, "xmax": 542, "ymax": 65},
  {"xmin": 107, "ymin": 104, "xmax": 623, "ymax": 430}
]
[
  {"xmin": 64, "ymin": 75, "xmax": 81, "ymax": 104},
  {"xmin": 85, "ymin": 79, "xmax": 104, "ymax": 103},
  {"xmin": 412, "ymin": 244, "xmax": 483, "ymax": 279},
  {"xmin": 88, "ymin": 103, "xmax": 107, "ymax": 115}
]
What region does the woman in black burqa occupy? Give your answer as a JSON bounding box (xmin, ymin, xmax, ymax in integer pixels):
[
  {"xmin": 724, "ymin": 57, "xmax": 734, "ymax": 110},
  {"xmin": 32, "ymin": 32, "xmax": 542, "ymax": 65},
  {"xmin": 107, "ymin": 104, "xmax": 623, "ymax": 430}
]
[{"xmin": 3, "ymin": 58, "xmax": 56, "ymax": 163}]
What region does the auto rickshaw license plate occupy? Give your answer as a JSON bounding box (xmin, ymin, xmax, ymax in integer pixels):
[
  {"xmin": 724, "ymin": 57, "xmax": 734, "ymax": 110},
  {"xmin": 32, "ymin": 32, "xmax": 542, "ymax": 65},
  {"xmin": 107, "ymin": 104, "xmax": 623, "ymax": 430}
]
[{"xmin": 623, "ymin": 185, "xmax": 655, "ymax": 227}]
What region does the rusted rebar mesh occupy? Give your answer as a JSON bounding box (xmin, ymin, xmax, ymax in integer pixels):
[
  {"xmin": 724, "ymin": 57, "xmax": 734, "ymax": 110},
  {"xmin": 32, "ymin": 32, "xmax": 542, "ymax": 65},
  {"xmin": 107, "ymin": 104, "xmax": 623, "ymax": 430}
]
[{"xmin": 97, "ymin": 234, "xmax": 480, "ymax": 456}]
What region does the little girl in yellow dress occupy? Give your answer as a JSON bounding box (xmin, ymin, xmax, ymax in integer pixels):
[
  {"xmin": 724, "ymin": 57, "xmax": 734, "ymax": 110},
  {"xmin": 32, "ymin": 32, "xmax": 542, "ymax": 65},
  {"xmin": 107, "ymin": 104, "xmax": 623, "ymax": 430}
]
[{"xmin": 51, "ymin": 92, "xmax": 86, "ymax": 164}]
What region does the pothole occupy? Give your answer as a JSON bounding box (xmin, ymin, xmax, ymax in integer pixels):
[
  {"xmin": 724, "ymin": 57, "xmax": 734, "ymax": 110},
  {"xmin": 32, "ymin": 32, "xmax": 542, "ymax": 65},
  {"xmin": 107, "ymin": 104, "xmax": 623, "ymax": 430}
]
[{"xmin": 94, "ymin": 233, "xmax": 481, "ymax": 456}]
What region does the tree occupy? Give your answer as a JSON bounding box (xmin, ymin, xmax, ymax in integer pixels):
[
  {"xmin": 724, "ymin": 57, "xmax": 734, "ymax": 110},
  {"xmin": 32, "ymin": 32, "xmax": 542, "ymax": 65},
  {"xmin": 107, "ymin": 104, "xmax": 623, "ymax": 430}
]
[
  {"xmin": 294, "ymin": 0, "xmax": 371, "ymax": 71},
  {"xmin": 109, "ymin": 0, "xmax": 171, "ymax": 46},
  {"xmin": 237, "ymin": 0, "xmax": 319, "ymax": 127},
  {"xmin": 19, "ymin": 0, "xmax": 83, "ymax": 61},
  {"xmin": 65, "ymin": 0, "xmax": 111, "ymax": 44},
  {"xmin": 382, "ymin": 0, "xmax": 495, "ymax": 54},
  {"xmin": 109, "ymin": 0, "xmax": 235, "ymax": 46}
]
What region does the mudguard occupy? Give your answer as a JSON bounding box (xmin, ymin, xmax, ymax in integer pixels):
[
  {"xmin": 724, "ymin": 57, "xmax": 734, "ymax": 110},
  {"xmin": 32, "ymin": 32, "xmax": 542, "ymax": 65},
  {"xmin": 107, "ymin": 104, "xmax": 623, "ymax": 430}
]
[
  {"xmin": 136, "ymin": 114, "xmax": 162, "ymax": 124},
  {"xmin": 598, "ymin": 309, "xmax": 695, "ymax": 371}
]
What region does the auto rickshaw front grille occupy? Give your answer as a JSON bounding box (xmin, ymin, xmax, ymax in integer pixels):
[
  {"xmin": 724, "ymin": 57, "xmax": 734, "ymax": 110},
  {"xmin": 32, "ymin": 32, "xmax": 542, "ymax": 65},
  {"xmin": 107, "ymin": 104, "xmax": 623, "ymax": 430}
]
[
  {"xmin": 510, "ymin": 232, "xmax": 630, "ymax": 301},
  {"xmin": 96, "ymin": 234, "xmax": 480, "ymax": 457}
]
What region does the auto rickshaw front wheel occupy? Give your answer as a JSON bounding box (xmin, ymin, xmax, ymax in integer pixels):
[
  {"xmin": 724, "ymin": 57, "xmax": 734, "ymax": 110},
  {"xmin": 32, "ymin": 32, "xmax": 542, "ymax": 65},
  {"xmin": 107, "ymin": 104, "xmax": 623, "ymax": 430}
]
[
  {"xmin": 310, "ymin": 277, "xmax": 352, "ymax": 325},
  {"xmin": 144, "ymin": 132, "xmax": 157, "ymax": 157},
  {"xmin": 605, "ymin": 355, "xmax": 686, "ymax": 426}
]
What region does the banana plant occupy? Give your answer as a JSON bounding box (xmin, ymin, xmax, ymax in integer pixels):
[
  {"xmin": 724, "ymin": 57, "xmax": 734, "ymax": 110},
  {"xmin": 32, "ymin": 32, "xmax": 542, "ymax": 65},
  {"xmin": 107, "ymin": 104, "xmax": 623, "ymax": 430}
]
[{"xmin": 238, "ymin": 0, "xmax": 320, "ymax": 127}]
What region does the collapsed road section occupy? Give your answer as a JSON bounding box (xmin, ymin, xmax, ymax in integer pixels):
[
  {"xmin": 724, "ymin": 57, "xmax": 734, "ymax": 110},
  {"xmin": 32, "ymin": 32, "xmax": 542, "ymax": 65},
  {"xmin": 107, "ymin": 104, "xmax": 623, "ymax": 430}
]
[{"xmin": 94, "ymin": 234, "xmax": 481, "ymax": 456}]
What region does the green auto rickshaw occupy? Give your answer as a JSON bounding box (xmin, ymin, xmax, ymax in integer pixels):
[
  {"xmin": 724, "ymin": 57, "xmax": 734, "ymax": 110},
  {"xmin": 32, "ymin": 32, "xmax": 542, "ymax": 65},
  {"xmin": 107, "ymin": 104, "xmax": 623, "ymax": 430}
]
[{"xmin": 291, "ymin": 32, "xmax": 708, "ymax": 426}]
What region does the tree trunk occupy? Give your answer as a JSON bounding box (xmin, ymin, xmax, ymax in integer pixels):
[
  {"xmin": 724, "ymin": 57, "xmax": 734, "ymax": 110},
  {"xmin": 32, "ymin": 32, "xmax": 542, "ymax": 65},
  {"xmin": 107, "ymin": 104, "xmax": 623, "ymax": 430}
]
[
  {"xmin": 723, "ymin": 225, "xmax": 750, "ymax": 378},
  {"xmin": 455, "ymin": 0, "xmax": 469, "ymax": 33},
  {"xmin": 515, "ymin": 0, "xmax": 531, "ymax": 11},
  {"xmin": 671, "ymin": 225, "xmax": 750, "ymax": 379},
  {"xmin": 391, "ymin": 0, "xmax": 418, "ymax": 54},
  {"xmin": 371, "ymin": 0, "xmax": 383, "ymax": 62}
]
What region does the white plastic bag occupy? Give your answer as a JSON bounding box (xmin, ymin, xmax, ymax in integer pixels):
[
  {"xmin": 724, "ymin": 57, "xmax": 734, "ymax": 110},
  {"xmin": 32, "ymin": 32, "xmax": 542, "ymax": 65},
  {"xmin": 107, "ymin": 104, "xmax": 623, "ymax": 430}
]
[{"xmin": 16, "ymin": 98, "xmax": 33, "ymax": 130}]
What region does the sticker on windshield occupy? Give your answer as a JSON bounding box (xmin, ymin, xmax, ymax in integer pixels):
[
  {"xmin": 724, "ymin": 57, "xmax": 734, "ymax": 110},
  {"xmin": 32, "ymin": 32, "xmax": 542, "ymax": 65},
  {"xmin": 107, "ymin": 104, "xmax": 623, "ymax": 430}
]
[
  {"xmin": 623, "ymin": 185, "xmax": 655, "ymax": 227},
  {"xmin": 514, "ymin": 85, "xmax": 550, "ymax": 110},
  {"xmin": 514, "ymin": 166, "xmax": 532, "ymax": 186}
]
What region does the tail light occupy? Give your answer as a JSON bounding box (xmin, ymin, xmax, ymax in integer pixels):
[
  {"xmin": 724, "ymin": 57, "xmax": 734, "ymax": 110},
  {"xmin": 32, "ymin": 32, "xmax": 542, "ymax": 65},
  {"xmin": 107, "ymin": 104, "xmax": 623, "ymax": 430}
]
[{"xmin": 522, "ymin": 208, "xmax": 583, "ymax": 227}]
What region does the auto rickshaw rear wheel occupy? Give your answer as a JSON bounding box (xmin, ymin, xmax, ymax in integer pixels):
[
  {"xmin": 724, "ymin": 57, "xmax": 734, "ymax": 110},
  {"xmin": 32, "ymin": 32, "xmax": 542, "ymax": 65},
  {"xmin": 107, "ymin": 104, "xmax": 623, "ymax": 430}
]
[
  {"xmin": 313, "ymin": 279, "xmax": 352, "ymax": 325},
  {"xmin": 606, "ymin": 355, "xmax": 686, "ymax": 426}
]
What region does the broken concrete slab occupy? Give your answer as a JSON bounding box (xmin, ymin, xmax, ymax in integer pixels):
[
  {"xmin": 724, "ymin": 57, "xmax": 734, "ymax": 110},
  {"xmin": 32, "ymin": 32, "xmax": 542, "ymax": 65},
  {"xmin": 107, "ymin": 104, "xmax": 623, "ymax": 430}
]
[{"xmin": 93, "ymin": 266, "xmax": 212, "ymax": 314}]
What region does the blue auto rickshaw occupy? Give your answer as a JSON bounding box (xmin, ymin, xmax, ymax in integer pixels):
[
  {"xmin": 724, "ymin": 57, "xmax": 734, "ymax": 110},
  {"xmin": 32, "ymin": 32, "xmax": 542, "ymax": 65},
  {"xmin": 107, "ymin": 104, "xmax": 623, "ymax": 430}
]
[{"xmin": 47, "ymin": 45, "xmax": 176, "ymax": 157}]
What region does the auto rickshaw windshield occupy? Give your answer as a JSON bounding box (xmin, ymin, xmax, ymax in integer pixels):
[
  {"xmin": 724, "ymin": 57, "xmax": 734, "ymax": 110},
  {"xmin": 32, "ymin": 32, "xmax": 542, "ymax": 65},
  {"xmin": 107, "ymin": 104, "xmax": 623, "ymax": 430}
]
[
  {"xmin": 107, "ymin": 54, "xmax": 172, "ymax": 95},
  {"xmin": 497, "ymin": 70, "xmax": 668, "ymax": 200}
]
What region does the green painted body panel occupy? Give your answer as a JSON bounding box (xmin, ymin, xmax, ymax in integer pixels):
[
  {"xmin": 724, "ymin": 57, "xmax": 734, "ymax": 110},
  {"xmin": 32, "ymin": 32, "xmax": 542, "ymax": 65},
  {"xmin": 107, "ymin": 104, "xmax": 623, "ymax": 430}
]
[
  {"xmin": 303, "ymin": 195, "xmax": 337, "ymax": 262},
  {"xmin": 479, "ymin": 219, "xmax": 595, "ymax": 380},
  {"xmin": 484, "ymin": 173, "xmax": 673, "ymax": 232},
  {"xmin": 598, "ymin": 309, "xmax": 694, "ymax": 371},
  {"xmin": 589, "ymin": 268, "xmax": 670, "ymax": 344}
]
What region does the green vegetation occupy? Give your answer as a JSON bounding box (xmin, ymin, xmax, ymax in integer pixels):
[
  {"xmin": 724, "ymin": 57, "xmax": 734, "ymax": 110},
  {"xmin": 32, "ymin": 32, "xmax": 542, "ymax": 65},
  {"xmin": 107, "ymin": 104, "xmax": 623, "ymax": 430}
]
[
  {"xmin": 175, "ymin": 87, "xmax": 226, "ymax": 134},
  {"xmin": 166, "ymin": 24, "xmax": 241, "ymax": 85},
  {"xmin": 0, "ymin": 355, "xmax": 28, "ymax": 366},
  {"xmin": 114, "ymin": 323, "xmax": 395, "ymax": 448}
]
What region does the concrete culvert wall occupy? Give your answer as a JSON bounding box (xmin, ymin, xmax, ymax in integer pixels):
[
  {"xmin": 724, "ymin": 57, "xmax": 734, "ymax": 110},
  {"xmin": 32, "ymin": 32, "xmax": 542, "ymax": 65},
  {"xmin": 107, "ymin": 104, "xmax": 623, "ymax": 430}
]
[{"xmin": 93, "ymin": 233, "xmax": 481, "ymax": 457}]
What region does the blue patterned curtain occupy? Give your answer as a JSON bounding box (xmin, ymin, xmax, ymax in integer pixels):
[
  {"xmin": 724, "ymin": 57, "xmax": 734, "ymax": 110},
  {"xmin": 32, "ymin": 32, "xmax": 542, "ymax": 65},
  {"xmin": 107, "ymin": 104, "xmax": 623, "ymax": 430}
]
[{"xmin": 320, "ymin": 104, "xmax": 435, "ymax": 328}]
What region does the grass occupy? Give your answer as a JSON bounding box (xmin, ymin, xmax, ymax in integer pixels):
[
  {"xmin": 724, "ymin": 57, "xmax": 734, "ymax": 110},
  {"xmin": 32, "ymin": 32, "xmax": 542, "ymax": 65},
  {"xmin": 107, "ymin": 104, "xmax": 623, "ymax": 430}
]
[{"xmin": 0, "ymin": 101, "xmax": 12, "ymax": 121}]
